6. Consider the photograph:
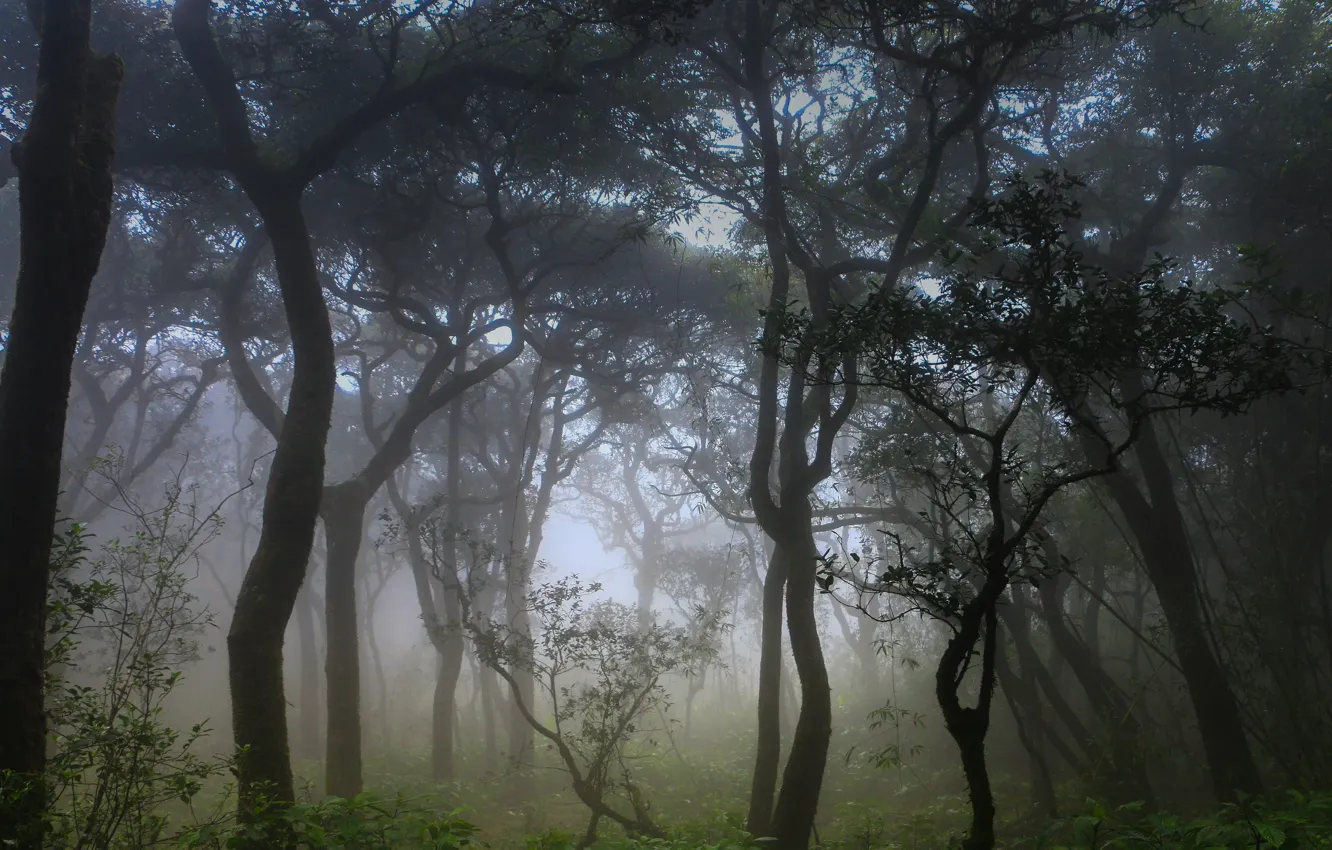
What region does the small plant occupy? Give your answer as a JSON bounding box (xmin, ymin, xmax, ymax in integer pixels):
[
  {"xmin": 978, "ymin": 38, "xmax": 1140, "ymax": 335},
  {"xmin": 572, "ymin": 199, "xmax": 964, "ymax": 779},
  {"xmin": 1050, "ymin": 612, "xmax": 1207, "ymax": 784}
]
[
  {"xmin": 474, "ymin": 577, "xmax": 722, "ymax": 846},
  {"xmin": 4, "ymin": 467, "xmax": 240, "ymax": 848},
  {"xmin": 1020, "ymin": 793, "xmax": 1332, "ymax": 849},
  {"xmin": 180, "ymin": 791, "xmax": 479, "ymax": 849},
  {"xmin": 591, "ymin": 826, "xmax": 756, "ymax": 850},
  {"xmin": 526, "ymin": 827, "xmax": 579, "ymax": 850}
]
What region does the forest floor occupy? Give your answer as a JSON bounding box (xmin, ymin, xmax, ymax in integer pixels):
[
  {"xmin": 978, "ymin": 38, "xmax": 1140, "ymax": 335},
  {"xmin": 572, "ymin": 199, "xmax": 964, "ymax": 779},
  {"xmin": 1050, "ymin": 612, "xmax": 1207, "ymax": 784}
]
[{"xmin": 246, "ymin": 735, "xmax": 1332, "ymax": 850}]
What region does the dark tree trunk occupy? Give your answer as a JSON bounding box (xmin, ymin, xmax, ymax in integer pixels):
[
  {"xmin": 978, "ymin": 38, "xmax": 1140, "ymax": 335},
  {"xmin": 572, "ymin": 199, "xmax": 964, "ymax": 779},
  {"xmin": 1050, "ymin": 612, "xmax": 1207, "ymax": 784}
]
[
  {"xmin": 937, "ymin": 600, "xmax": 1001, "ymax": 850},
  {"xmin": 997, "ymin": 592, "xmax": 1091, "ymax": 774},
  {"xmin": 1038, "ymin": 571, "xmax": 1156, "ymax": 809},
  {"xmin": 173, "ymin": 0, "xmax": 548, "ymax": 811},
  {"xmin": 1083, "ymin": 561, "xmax": 1105, "ymax": 663},
  {"xmin": 1128, "ymin": 575, "xmax": 1146, "ymax": 680},
  {"xmin": 222, "ymin": 190, "xmax": 335, "ymax": 812},
  {"xmin": 172, "ymin": 0, "xmax": 338, "ymax": 814},
  {"xmin": 479, "ymin": 658, "xmax": 501, "ymax": 773},
  {"xmin": 746, "ymin": 545, "xmax": 788, "ymax": 836},
  {"xmin": 994, "ymin": 638, "xmax": 1057, "ymax": 820},
  {"xmin": 364, "ymin": 584, "xmax": 390, "ymax": 764},
  {"xmin": 506, "ymin": 604, "xmax": 536, "ymax": 783},
  {"xmin": 772, "ymin": 534, "xmax": 832, "ymax": 850},
  {"xmin": 389, "ymin": 471, "xmax": 467, "ymax": 783},
  {"xmin": 432, "ymin": 647, "xmax": 463, "ymax": 780},
  {"xmin": 321, "ymin": 485, "xmax": 367, "ymax": 800},
  {"xmin": 296, "ymin": 583, "xmax": 321, "ymax": 762},
  {"xmin": 503, "ymin": 502, "xmax": 536, "ymax": 797},
  {"xmin": 0, "ymin": 2, "xmax": 120, "ymax": 837},
  {"xmin": 1095, "ymin": 420, "xmax": 1264, "ymax": 801},
  {"xmin": 431, "ymin": 571, "xmax": 465, "ymax": 780},
  {"xmin": 956, "ymin": 716, "xmax": 997, "ymax": 850},
  {"xmin": 432, "ymin": 390, "xmax": 468, "ymax": 781}
]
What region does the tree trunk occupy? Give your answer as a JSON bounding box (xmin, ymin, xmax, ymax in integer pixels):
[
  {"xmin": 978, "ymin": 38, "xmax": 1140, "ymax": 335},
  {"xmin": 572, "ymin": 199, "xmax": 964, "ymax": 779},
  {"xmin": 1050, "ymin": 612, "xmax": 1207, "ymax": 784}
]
[
  {"xmin": 746, "ymin": 544, "xmax": 788, "ymax": 836},
  {"xmin": 432, "ymin": 646, "xmax": 463, "ymax": 780},
  {"xmin": 505, "ymin": 603, "xmax": 536, "ymax": 784},
  {"xmin": 432, "ymin": 565, "xmax": 467, "ymax": 777},
  {"xmin": 934, "ymin": 542, "xmax": 1008, "ymax": 850},
  {"xmin": 479, "ymin": 659, "xmax": 501, "ymax": 773},
  {"xmin": 0, "ymin": 3, "xmax": 120, "ymax": 837},
  {"xmin": 431, "ymin": 547, "xmax": 465, "ymax": 781},
  {"xmin": 684, "ymin": 683, "xmax": 698, "ymax": 747},
  {"xmin": 771, "ymin": 533, "xmax": 832, "ymax": 850},
  {"xmin": 321, "ymin": 484, "xmax": 367, "ymax": 799},
  {"xmin": 635, "ymin": 561, "xmax": 660, "ymax": 633},
  {"xmin": 225, "ymin": 190, "xmax": 336, "ymax": 813},
  {"xmin": 431, "ymin": 388, "xmax": 468, "ymax": 781},
  {"xmin": 1095, "ymin": 420, "xmax": 1264, "ymax": 801},
  {"xmin": 503, "ymin": 502, "xmax": 536, "ymax": 797},
  {"xmin": 956, "ymin": 716, "xmax": 997, "ymax": 850},
  {"xmin": 1038, "ymin": 571, "xmax": 1155, "ymax": 809},
  {"xmin": 994, "ymin": 638, "xmax": 1057, "ymax": 819},
  {"xmin": 936, "ymin": 602, "xmax": 1000, "ymax": 850},
  {"xmin": 1083, "ymin": 561, "xmax": 1105, "ymax": 664},
  {"xmin": 364, "ymin": 581, "xmax": 390, "ymax": 766},
  {"xmin": 998, "ymin": 588, "xmax": 1090, "ymax": 773},
  {"xmin": 296, "ymin": 583, "xmax": 321, "ymax": 762}
]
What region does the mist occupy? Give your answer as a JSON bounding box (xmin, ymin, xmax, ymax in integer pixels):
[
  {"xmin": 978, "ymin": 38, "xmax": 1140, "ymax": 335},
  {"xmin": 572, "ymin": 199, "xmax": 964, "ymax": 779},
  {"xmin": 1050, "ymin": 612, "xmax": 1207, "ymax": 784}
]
[{"xmin": 1, "ymin": 0, "xmax": 1330, "ymax": 847}]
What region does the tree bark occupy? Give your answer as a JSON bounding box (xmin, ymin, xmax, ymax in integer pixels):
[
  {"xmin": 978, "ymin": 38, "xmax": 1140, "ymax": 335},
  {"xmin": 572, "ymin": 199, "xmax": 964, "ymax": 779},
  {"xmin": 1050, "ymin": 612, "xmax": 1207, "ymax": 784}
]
[
  {"xmin": 1093, "ymin": 419, "xmax": 1264, "ymax": 801},
  {"xmin": 296, "ymin": 583, "xmax": 322, "ymax": 762},
  {"xmin": 635, "ymin": 556, "xmax": 661, "ymax": 634},
  {"xmin": 502, "ymin": 499, "xmax": 537, "ymax": 796},
  {"xmin": 321, "ymin": 484, "xmax": 367, "ymax": 799},
  {"xmin": 433, "ymin": 390, "xmax": 468, "ymax": 781},
  {"xmin": 745, "ymin": 545, "xmax": 788, "ymax": 835},
  {"xmin": 173, "ymin": 0, "xmax": 338, "ymax": 813},
  {"xmin": 479, "ymin": 655, "xmax": 501, "ymax": 773},
  {"xmin": 432, "ymin": 647, "xmax": 463, "ymax": 779},
  {"xmin": 0, "ymin": 1, "xmax": 120, "ymax": 838},
  {"xmin": 771, "ymin": 533, "xmax": 832, "ymax": 850},
  {"xmin": 363, "ymin": 577, "xmax": 391, "ymax": 764},
  {"xmin": 997, "ymin": 594, "xmax": 1089, "ymax": 774},
  {"xmin": 994, "ymin": 643, "xmax": 1057, "ymax": 819},
  {"xmin": 223, "ymin": 190, "xmax": 336, "ymax": 812},
  {"xmin": 937, "ymin": 600, "xmax": 1001, "ymax": 850},
  {"xmin": 1038, "ymin": 571, "xmax": 1156, "ymax": 809}
]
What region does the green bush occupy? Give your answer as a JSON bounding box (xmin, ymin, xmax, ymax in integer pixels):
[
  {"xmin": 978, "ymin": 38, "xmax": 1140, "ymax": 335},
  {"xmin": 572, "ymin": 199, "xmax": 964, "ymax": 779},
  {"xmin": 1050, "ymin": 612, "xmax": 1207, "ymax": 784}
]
[
  {"xmin": 14, "ymin": 476, "xmax": 236, "ymax": 848},
  {"xmin": 179, "ymin": 792, "xmax": 479, "ymax": 849},
  {"xmin": 1023, "ymin": 793, "xmax": 1332, "ymax": 849}
]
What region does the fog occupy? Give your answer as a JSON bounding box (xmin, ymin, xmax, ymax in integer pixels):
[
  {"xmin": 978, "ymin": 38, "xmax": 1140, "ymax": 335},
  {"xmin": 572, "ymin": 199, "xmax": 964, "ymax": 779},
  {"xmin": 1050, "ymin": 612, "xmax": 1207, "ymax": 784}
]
[{"xmin": 1, "ymin": 0, "xmax": 1330, "ymax": 847}]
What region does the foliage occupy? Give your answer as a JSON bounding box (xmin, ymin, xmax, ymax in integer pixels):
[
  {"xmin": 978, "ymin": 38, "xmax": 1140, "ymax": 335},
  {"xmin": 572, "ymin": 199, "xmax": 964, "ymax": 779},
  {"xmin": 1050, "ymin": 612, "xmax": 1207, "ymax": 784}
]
[
  {"xmin": 786, "ymin": 168, "xmax": 1294, "ymax": 426},
  {"xmin": 797, "ymin": 166, "xmax": 1299, "ymax": 627},
  {"xmin": 0, "ymin": 473, "xmax": 238, "ymax": 848},
  {"xmin": 593, "ymin": 833, "xmax": 755, "ymax": 850},
  {"xmin": 473, "ymin": 577, "xmax": 723, "ymax": 839},
  {"xmin": 178, "ymin": 792, "xmax": 480, "ymax": 849},
  {"xmin": 1022, "ymin": 793, "xmax": 1332, "ymax": 849}
]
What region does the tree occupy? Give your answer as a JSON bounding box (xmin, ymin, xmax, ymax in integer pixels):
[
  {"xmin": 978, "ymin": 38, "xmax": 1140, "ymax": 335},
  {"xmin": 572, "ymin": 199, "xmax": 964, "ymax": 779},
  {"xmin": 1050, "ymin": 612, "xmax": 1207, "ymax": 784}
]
[
  {"xmin": 0, "ymin": 0, "xmax": 122, "ymax": 839},
  {"xmin": 164, "ymin": 0, "xmax": 594, "ymax": 804},
  {"xmin": 794, "ymin": 170, "xmax": 1294, "ymax": 849},
  {"xmin": 473, "ymin": 577, "xmax": 720, "ymax": 846}
]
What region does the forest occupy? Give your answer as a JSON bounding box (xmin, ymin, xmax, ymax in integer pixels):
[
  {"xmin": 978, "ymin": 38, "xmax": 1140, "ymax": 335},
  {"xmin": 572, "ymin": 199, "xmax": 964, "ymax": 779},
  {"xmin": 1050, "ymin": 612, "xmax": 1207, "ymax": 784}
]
[{"xmin": 0, "ymin": 0, "xmax": 1330, "ymax": 846}]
